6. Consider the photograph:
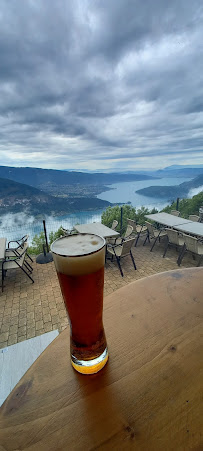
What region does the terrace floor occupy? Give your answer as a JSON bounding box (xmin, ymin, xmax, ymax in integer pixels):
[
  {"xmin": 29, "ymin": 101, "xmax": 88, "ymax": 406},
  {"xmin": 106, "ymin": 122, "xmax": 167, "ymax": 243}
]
[{"xmin": 0, "ymin": 237, "xmax": 200, "ymax": 349}]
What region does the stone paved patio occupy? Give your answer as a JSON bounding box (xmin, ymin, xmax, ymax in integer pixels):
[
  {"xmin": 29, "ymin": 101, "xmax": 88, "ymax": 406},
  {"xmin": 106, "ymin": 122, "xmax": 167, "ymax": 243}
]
[{"xmin": 0, "ymin": 237, "xmax": 200, "ymax": 349}]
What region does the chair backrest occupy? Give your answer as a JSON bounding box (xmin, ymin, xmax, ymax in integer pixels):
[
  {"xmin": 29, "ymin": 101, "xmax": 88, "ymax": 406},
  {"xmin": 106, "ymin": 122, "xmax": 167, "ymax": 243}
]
[
  {"xmin": 145, "ymin": 221, "xmax": 155, "ymax": 237},
  {"xmin": 18, "ymin": 234, "xmax": 29, "ymax": 248},
  {"xmin": 183, "ymin": 234, "xmax": 198, "ymax": 253},
  {"xmin": 166, "ymin": 228, "xmax": 180, "ymax": 245},
  {"xmin": 111, "ymin": 220, "xmax": 118, "ymax": 230},
  {"xmin": 127, "ymin": 218, "xmax": 137, "ymax": 233},
  {"xmin": 16, "ymin": 241, "xmax": 29, "ymax": 256},
  {"xmin": 189, "ymin": 215, "xmax": 200, "ymax": 222},
  {"xmin": 4, "ymin": 245, "xmax": 27, "ymax": 269},
  {"xmin": 124, "ymin": 224, "xmax": 134, "ymax": 238},
  {"xmin": 171, "ymin": 210, "xmax": 180, "ymax": 217},
  {"xmin": 120, "ymin": 237, "xmax": 136, "ymax": 256}
]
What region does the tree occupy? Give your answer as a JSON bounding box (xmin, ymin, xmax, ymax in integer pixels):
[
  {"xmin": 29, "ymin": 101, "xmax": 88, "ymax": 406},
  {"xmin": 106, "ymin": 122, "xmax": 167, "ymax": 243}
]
[
  {"xmin": 161, "ymin": 191, "xmax": 203, "ymax": 218},
  {"xmin": 29, "ymin": 226, "xmax": 66, "ymax": 254},
  {"xmin": 101, "ymin": 204, "xmax": 158, "ymax": 232}
]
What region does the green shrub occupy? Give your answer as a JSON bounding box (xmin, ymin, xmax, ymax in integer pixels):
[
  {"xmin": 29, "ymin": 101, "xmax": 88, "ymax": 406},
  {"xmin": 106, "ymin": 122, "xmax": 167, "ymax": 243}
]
[
  {"xmin": 28, "ymin": 226, "xmax": 66, "ymax": 255},
  {"xmin": 101, "ymin": 204, "xmax": 158, "ymax": 231},
  {"xmin": 161, "ymin": 191, "xmax": 203, "ymax": 218}
]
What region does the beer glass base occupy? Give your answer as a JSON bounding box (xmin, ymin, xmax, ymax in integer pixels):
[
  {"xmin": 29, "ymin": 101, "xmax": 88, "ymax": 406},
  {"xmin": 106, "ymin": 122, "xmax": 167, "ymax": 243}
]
[{"xmin": 71, "ymin": 347, "xmax": 108, "ymax": 375}]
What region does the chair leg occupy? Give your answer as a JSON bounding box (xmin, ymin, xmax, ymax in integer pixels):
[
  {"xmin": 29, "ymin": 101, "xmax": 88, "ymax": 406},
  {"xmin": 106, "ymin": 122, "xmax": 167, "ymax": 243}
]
[
  {"xmin": 143, "ymin": 232, "xmax": 149, "ymax": 246},
  {"xmin": 130, "ymin": 251, "xmax": 137, "ymax": 270},
  {"xmin": 26, "ymin": 253, "xmax": 33, "ymax": 263},
  {"xmin": 115, "ymin": 256, "xmax": 123, "ymax": 277},
  {"xmin": 178, "ymin": 245, "xmax": 186, "ymax": 266},
  {"xmin": 163, "ymin": 239, "xmax": 169, "ymax": 258},
  {"xmin": 135, "ymin": 233, "xmax": 140, "ymax": 247},
  {"xmin": 1, "ymin": 271, "xmax": 4, "ymax": 292},
  {"xmin": 150, "ymin": 236, "xmax": 158, "ymax": 252},
  {"xmin": 24, "ymin": 260, "xmax": 33, "ymax": 272},
  {"xmin": 20, "ymin": 266, "xmax": 34, "ymax": 283}
]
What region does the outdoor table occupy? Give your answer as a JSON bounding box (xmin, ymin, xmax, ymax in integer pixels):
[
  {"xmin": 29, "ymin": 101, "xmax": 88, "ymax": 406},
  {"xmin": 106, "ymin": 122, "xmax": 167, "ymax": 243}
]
[
  {"xmin": 0, "ymin": 238, "xmax": 6, "ymax": 287},
  {"xmin": 0, "ymin": 267, "xmax": 202, "ymax": 450},
  {"xmin": 145, "ymin": 212, "xmax": 193, "ymax": 228},
  {"xmin": 174, "ymin": 221, "xmax": 203, "ymax": 238},
  {"xmin": 74, "ymin": 222, "xmax": 120, "ymax": 239},
  {"xmin": 0, "ymin": 237, "xmax": 6, "ymax": 261}
]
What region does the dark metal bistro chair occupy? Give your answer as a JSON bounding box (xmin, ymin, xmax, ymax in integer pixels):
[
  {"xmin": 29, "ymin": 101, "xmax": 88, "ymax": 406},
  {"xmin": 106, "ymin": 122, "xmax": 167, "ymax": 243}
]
[
  {"xmin": 163, "ymin": 228, "xmax": 185, "ymax": 263},
  {"xmin": 143, "ymin": 221, "xmax": 167, "ymax": 251},
  {"xmin": 178, "ymin": 234, "xmax": 203, "ymax": 267},
  {"xmin": 2, "ymin": 246, "xmax": 34, "ymax": 291},
  {"xmin": 6, "ymin": 234, "xmax": 33, "ymax": 262},
  {"xmin": 106, "ymin": 237, "xmax": 137, "ymax": 277}
]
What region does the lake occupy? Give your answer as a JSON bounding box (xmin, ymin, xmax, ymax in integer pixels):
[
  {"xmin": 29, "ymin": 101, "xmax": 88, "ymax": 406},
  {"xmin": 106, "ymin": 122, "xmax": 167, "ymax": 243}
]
[
  {"xmin": 0, "ymin": 176, "xmax": 195, "ymax": 243},
  {"xmin": 97, "ymin": 176, "xmax": 192, "ymax": 209}
]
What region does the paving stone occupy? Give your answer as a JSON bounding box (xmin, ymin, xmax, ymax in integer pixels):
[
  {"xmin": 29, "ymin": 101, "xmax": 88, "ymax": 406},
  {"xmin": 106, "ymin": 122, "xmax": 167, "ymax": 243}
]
[
  {"xmin": 19, "ymin": 318, "xmax": 27, "ymax": 327},
  {"xmin": 1, "ymin": 323, "xmax": 10, "ymax": 335},
  {"xmin": 27, "ymin": 312, "xmax": 35, "ymax": 320},
  {"xmin": 18, "ymin": 335, "xmax": 26, "ymax": 343},
  {"xmin": 0, "ymin": 332, "xmax": 9, "ymax": 342},
  {"xmin": 43, "ymin": 313, "xmax": 51, "ymax": 323},
  {"xmin": 2, "ymin": 316, "xmax": 11, "ymax": 326},
  {"xmin": 27, "ymin": 305, "xmax": 35, "ymax": 313},
  {"xmin": 44, "ymin": 322, "xmax": 53, "ymax": 333},
  {"xmin": 35, "ymin": 329, "xmax": 45, "ymax": 337},
  {"xmin": 18, "ymin": 326, "xmax": 26, "ymax": 336},
  {"xmin": 8, "ymin": 334, "xmax": 18, "ymax": 345},
  {"xmin": 0, "ymin": 341, "xmax": 8, "ymax": 349},
  {"xmin": 35, "ymin": 312, "xmax": 43, "ymax": 321},
  {"xmin": 26, "ymin": 328, "xmax": 36, "ymax": 339},
  {"xmin": 9, "ymin": 324, "xmax": 18, "ymax": 334},
  {"xmin": 51, "ymin": 314, "xmax": 59, "ymax": 323},
  {"xmin": 36, "ymin": 320, "xmax": 43, "ymax": 330}
]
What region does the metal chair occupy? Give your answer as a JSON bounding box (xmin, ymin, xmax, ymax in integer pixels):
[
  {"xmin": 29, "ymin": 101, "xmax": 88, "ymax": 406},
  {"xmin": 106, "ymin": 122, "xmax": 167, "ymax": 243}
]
[
  {"xmin": 2, "ymin": 247, "xmax": 34, "ymax": 291},
  {"xmin": 106, "ymin": 237, "xmax": 137, "ymax": 277},
  {"xmin": 188, "ymin": 215, "xmax": 200, "ymax": 222},
  {"xmin": 61, "ymin": 227, "xmax": 74, "ymax": 236},
  {"xmin": 143, "ymin": 222, "xmax": 167, "ymax": 251},
  {"xmin": 111, "ymin": 220, "xmax": 118, "ymax": 230},
  {"xmin": 171, "ymin": 210, "xmax": 180, "ymax": 217},
  {"xmin": 6, "ymin": 235, "xmax": 33, "ymax": 262},
  {"xmin": 113, "ymin": 224, "xmax": 134, "ymax": 245},
  {"xmin": 127, "ymin": 218, "xmax": 147, "ymax": 246},
  {"xmin": 178, "ymin": 234, "xmax": 203, "ymax": 267},
  {"xmin": 163, "ymin": 229, "xmax": 185, "ymax": 263}
]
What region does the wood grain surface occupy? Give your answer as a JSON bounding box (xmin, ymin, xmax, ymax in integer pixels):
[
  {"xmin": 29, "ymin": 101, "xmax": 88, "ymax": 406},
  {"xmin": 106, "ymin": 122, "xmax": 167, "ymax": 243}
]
[{"xmin": 0, "ymin": 267, "xmax": 202, "ymax": 450}]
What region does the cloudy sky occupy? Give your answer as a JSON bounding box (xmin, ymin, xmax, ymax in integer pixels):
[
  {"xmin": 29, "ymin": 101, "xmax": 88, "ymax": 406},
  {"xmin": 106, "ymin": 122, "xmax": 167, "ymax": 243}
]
[{"xmin": 0, "ymin": 0, "xmax": 203, "ymax": 171}]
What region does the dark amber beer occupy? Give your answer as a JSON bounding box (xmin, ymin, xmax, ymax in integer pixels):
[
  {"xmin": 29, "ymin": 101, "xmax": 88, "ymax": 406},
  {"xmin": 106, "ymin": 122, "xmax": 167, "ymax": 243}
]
[{"xmin": 51, "ymin": 234, "xmax": 108, "ymax": 374}]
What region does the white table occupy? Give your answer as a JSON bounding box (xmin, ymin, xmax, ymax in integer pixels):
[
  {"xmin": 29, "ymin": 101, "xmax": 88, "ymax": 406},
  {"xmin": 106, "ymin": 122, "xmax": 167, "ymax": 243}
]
[
  {"xmin": 74, "ymin": 222, "xmax": 119, "ymax": 239},
  {"xmin": 0, "ymin": 238, "xmax": 6, "ymax": 261},
  {"xmin": 174, "ymin": 222, "xmax": 203, "ymax": 238},
  {"xmin": 0, "ymin": 237, "xmax": 6, "ymax": 288},
  {"xmin": 145, "ymin": 212, "xmax": 193, "ymax": 228}
]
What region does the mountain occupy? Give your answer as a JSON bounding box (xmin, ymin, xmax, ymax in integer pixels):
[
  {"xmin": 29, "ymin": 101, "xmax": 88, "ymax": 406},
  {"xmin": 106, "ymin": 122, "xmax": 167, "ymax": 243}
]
[
  {"xmin": 0, "ymin": 177, "xmax": 111, "ymax": 216},
  {"xmin": 136, "ymin": 174, "xmax": 203, "ymax": 200},
  {"xmin": 154, "ymin": 167, "xmax": 203, "ymax": 178},
  {"xmin": 0, "ymin": 166, "xmax": 158, "ymax": 189}
]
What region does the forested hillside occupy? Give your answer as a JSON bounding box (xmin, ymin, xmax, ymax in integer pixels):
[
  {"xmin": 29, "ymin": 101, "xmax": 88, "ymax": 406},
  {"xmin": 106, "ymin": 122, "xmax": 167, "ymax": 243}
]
[{"xmin": 0, "ymin": 177, "xmax": 110, "ymax": 216}]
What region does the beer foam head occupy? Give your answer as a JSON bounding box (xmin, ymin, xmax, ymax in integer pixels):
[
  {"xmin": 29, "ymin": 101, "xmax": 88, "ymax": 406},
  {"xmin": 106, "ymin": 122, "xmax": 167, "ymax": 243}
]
[{"xmin": 51, "ymin": 234, "xmax": 105, "ymax": 275}]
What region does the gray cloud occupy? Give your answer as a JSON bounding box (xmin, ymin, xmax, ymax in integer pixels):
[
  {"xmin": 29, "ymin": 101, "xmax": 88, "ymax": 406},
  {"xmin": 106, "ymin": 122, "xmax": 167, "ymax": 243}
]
[{"xmin": 0, "ymin": 0, "xmax": 203, "ymax": 170}]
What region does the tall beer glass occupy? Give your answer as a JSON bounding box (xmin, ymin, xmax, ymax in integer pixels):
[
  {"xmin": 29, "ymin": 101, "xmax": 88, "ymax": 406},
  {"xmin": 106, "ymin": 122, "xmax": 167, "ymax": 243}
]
[{"xmin": 51, "ymin": 234, "xmax": 108, "ymax": 374}]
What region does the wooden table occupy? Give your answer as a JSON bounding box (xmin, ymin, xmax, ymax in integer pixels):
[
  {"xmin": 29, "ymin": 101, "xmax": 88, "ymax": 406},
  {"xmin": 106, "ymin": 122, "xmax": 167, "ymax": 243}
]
[
  {"xmin": 145, "ymin": 212, "xmax": 192, "ymax": 228},
  {"xmin": 74, "ymin": 222, "xmax": 120, "ymax": 239},
  {"xmin": 0, "ymin": 268, "xmax": 202, "ymax": 450}
]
